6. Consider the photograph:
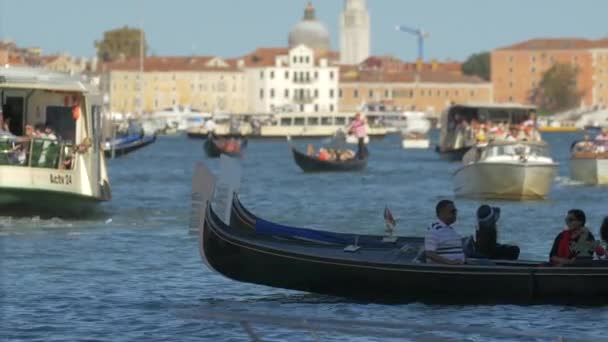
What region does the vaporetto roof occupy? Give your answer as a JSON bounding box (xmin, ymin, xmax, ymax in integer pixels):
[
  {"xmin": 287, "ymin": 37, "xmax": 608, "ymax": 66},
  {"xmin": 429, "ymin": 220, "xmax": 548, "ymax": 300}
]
[{"xmin": 0, "ymin": 65, "xmax": 91, "ymax": 93}]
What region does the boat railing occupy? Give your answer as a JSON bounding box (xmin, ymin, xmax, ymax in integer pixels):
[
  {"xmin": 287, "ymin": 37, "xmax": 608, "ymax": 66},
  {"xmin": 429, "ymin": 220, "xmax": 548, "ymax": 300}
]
[{"xmin": 0, "ymin": 136, "xmax": 75, "ymax": 170}]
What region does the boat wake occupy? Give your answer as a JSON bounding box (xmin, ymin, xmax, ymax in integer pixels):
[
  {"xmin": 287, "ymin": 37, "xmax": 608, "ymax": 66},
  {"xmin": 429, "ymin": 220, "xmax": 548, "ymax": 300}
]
[{"xmin": 554, "ymin": 176, "xmax": 585, "ymax": 187}]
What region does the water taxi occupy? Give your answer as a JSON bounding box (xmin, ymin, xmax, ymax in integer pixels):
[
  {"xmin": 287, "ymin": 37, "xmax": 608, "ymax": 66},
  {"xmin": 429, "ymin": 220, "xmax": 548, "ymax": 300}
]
[
  {"xmin": 570, "ymin": 139, "xmax": 608, "ymax": 185},
  {"xmin": 454, "ymin": 141, "xmax": 557, "ymax": 200},
  {"xmin": 0, "ymin": 67, "xmax": 111, "ymax": 215}
]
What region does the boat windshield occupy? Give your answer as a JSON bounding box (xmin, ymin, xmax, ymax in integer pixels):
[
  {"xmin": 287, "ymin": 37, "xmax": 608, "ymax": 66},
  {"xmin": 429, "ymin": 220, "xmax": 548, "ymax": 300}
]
[{"xmin": 481, "ymin": 143, "xmax": 550, "ymax": 159}]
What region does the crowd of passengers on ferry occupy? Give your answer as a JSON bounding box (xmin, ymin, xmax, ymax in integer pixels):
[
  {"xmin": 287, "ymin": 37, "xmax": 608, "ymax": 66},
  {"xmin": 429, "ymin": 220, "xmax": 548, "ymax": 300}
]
[
  {"xmin": 0, "ymin": 115, "xmax": 80, "ymax": 169},
  {"xmin": 451, "ymin": 112, "xmax": 542, "ymax": 147}
]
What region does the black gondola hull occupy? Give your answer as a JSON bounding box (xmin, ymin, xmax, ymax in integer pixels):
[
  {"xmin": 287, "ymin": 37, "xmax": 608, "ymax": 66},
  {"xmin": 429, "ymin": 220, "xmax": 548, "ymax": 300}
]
[
  {"xmin": 104, "ymin": 135, "xmax": 156, "ymax": 158},
  {"xmin": 435, "ymin": 146, "xmax": 471, "ymax": 162},
  {"xmin": 204, "ymin": 136, "xmax": 247, "ymax": 158},
  {"xmin": 203, "ymin": 201, "xmax": 608, "ymax": 304},
  {"xmin": 291, "ymin": 148, "xmax": 367, "ymax": 172}
]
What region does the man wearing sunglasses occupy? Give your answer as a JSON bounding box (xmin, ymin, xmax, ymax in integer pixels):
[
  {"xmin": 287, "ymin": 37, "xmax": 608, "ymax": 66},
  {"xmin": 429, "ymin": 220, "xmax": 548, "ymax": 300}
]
[{"xmin": 425, "ymin": 200, "xmax": 465, "ymax": 265}]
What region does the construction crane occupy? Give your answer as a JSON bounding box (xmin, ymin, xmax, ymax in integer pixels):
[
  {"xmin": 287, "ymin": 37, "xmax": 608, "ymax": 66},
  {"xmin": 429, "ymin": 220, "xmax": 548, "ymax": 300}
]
[{"xmin": 394, "ymin": 25, "xmax": 430, "ymax": 64}]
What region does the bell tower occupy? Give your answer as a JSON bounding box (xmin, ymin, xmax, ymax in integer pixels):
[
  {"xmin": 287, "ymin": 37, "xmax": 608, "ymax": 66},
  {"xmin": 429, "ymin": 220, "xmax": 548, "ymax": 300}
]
[{"xmin": 339, "ymin": 0, "xmax": 370, "ymax": 64}]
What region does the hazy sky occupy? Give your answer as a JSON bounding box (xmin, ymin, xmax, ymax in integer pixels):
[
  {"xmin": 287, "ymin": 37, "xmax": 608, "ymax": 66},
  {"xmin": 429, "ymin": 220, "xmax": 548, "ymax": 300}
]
[{"xmin": 1, "ymin": 0, "xmax": 607, "ymax": 61}]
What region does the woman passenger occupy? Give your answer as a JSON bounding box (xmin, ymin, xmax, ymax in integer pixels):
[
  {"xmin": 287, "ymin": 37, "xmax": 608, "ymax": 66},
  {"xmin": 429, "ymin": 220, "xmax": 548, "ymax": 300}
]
[{"xmin": 549, "ymin": 209, "xmax": 603, "ymax": 266}]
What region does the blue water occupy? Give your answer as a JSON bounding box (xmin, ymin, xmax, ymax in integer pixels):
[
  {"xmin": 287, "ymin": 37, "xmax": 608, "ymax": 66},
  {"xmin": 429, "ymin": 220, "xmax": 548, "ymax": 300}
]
[{"xmin": 2, "ymin": 131, "xmax": 608, "ymax": 341}]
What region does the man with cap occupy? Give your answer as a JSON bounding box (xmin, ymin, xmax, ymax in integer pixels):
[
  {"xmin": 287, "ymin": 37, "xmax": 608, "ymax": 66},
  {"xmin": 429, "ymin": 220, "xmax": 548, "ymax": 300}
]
[{"xmin": 474, "ymin": 204, "xmax": 520, "ymax": 260}]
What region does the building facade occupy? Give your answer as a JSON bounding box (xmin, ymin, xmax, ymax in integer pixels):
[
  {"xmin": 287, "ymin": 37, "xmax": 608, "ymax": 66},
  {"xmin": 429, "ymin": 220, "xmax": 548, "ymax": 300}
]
[
  {"xmin": 101, "ymin": 56, "xmax": 248, "ymax": 114},
  {"xmin": 339, "ymin": 0, "xmax": 370, "ymax": 65},
  {"xmin": 243, "ymin": 45, "xmax": 339, "ymax": 114},
  {"xmin": 339, "ymin": 57, "xmax": 491, "ymax": 115},
  {"xmin": 492, "ymin": 38, "xmax": 608, "ymax": 108}
]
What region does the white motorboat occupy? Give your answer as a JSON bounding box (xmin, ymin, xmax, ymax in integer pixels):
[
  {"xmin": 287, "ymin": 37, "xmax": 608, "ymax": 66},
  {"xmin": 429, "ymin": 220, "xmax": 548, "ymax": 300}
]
[
  {"xmin": 570, "ymin": 139, "xmax": 608, "ymax": 185},
  {"xmin": 454, "ymin": 141, "xmax": 557, "ymax": 200},
  {"xmin": 0, "ymin": 66, "xmax": 111, "ymax": 215},
  {"xmin": 401, "ymin": 112, "xmax": 431, "ymax": 149}
]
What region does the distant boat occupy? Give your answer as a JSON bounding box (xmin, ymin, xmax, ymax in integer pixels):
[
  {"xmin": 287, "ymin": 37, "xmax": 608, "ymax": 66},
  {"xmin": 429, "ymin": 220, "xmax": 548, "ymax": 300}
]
[
  {"xmin": 570, "ymin": 140, "xmax": 608, "ymax": 185},
  {"xmin": 289, "ymin": 138, "xmax": 368, "ymax": 172},
  {"xmin": 103, "ymin": 134, "xmax": 156, "ymax": 158},
  {"xmin": 401, "ymin": 112, "xmax": 431, "ymax": 149},
  {"xmin": 454, "ymin": 141, "xmax": 557, "ymax": 200},
  {"xmin": 204, "ymin": 134, "xmax": 247, "ymax": 158},
  {"xmin": 144, "ymin": 106, "xmax": 211, "ymax": 135}
]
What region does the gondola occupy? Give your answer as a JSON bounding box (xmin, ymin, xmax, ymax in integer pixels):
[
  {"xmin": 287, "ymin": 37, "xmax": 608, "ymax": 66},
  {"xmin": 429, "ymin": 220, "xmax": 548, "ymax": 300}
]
[
  {"xmin": 435, "ymin": 145, "xmax": 470, "ymax": 162},
  {"xmin": 103, "ymin": 134, "xmax": 156, "ymax": 158},
  {"xmin": 204, "ymin": 134, "xmax": 248, "ymax": 158},
  {"xmin": 197, "ymin": 187, "xmax": 608, "ymax": 304},
  {"xmin": 290, "ymin": 138, "xmax": 368, "ymax": 172}
]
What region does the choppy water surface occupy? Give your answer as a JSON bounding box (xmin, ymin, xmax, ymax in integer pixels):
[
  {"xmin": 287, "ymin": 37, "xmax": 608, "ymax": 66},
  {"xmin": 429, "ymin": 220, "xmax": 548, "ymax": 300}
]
[{"xmin": 2, "ymin": 131, "xmax": 608, "ymax": 341}]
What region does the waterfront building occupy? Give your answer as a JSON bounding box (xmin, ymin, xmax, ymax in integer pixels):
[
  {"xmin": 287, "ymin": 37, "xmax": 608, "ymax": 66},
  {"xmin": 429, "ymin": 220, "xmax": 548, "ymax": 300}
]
[
  {"xmin": 339, "ymin": 56, "xmax": 492, "ymax": 115},
  {"xmin": 492, "ymin": 38, "xmax": 608, "ymax": 108},
  {"xmin": 100, "ymin": 56, "xmax": 248, "ymax": 114}
]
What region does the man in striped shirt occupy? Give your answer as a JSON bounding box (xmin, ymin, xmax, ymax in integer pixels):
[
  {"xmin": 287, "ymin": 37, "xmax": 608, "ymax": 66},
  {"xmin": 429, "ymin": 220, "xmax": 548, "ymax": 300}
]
[{"xmin": 425, "ymin": 200, "xmax": 465, "ymax": 265}]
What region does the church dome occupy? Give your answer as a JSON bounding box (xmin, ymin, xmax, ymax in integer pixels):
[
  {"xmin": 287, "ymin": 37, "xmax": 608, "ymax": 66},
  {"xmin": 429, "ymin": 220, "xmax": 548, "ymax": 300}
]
[{"xmin": 288, "ymin": 3, "xmax": 330, "ymax": 51}]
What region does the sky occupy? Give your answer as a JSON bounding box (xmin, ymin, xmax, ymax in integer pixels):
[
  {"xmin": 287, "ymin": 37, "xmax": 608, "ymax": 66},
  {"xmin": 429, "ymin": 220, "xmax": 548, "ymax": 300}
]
[{"xmin": 0, "ymin": 0, "xmax": 607, "ymax": 62}]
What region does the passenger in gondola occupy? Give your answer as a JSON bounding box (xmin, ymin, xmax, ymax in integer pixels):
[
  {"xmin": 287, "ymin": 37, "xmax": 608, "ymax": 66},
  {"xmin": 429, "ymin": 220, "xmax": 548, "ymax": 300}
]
[
  {"xmin": 306, "ymin": 143, "xmax": 314, "ymax": 155},
  {"xmin": 599, "ymin": 216, "xmax": 608, "ymax": 252},
  {"xmin": 317, "ymin": 147, "xmax": 331, "ymax": 161},
  {"xmin": 468, "ymin": 205, "xmax": 520, "ymax": 260},
  {"xmin": 424, "ymin": 200, "xmax": 465, "ymax": 265},
  {"xmin": 549, "ymin": 209, "xmax": 605, "ymax": 266}
]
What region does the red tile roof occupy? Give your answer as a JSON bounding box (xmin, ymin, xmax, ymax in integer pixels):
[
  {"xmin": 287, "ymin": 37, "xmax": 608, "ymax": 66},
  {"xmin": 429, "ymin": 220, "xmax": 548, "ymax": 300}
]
[
  {"xmin": 102, "ymin": 56, "xmax": 240, "ymax": 72},
  {"xmin": 497, "ymin": 38, "xmax": 608, "ymax": 51},
  {"xmin": 340, "ymin": 68, "xmax": 485, "ymax": 84}
]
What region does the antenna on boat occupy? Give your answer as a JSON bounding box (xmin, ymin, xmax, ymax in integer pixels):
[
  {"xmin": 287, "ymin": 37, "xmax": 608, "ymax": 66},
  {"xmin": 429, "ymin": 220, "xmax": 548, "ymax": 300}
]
[{"xmin": 382, "ymin": 206, "xmax": 397, "ymax": 243}]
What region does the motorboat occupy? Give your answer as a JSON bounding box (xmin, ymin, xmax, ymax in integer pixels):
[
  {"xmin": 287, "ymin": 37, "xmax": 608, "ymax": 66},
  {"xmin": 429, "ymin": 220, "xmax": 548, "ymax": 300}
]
[
  {"xmin": 436, "ymin": 103, "xmax": 540, "ymax": 161},
  {"xmin": 400, "ymin": 112, "xmax": 431, "ymax": 149},
  {"xmin": 192, "ymin": 162, "xmax": 608, "ymax": 304},
  {"xmin": 570, "ymin": 139, "xmax": 608, "ymax": 185},
  {"xmin": 454, "ymin": 141, "xmax": 557, "ymax": 200},
  {"xmin": 0, "ymin": 66, "xmax": 111, "ymax": 216}
]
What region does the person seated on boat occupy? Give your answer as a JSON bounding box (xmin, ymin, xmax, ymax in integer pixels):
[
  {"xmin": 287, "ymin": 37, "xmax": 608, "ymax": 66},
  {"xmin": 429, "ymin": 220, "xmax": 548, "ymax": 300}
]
[
  {"xmin": 224, "ymin": 138, "xmax": 238, "ymax": 153},
  {"xmin": 424, "ymin": 200, "xmax": 465, "ymax": 265},
  {"xmin": 317, "ymin": 147, "xmax": 331, "ymax": 161},
  {"xmin": 599, "ymin": 217, "xmax": 608, "ymax": 257},
  {"xmin": 571, "ymin": 135, "xmax": 595, "ymax": 153},
  {"xmin": 340, "ymin": 149, "xmax": 355, "ymax": 160},
  {"xmin": 306, "ymin": 143, "xmax": 314, "ymax": 156},
  {"xmin": 549, "ymin": 209, "xmax": 605, "ymax": 266},
  {"xmin": 42, "ymin": 127, "xmax": 58, "ymax": 140},
  {"xmin": 467, "ymin": 205, "xmax": 520, "ymax": 260},
  {"xmin": 595, "ymin": 128, "xmax": 608, "ymax": 142},
  {"xmin": 474, "ymin": 124, "xmax": 488, "ymax": 143}
]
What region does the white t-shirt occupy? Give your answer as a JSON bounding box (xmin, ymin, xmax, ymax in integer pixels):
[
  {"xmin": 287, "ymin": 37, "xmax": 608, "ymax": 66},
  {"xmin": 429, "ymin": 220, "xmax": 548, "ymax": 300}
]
[{"xmin": 424, "ymin": 220, "xmax": 465, "ymax": 264}]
